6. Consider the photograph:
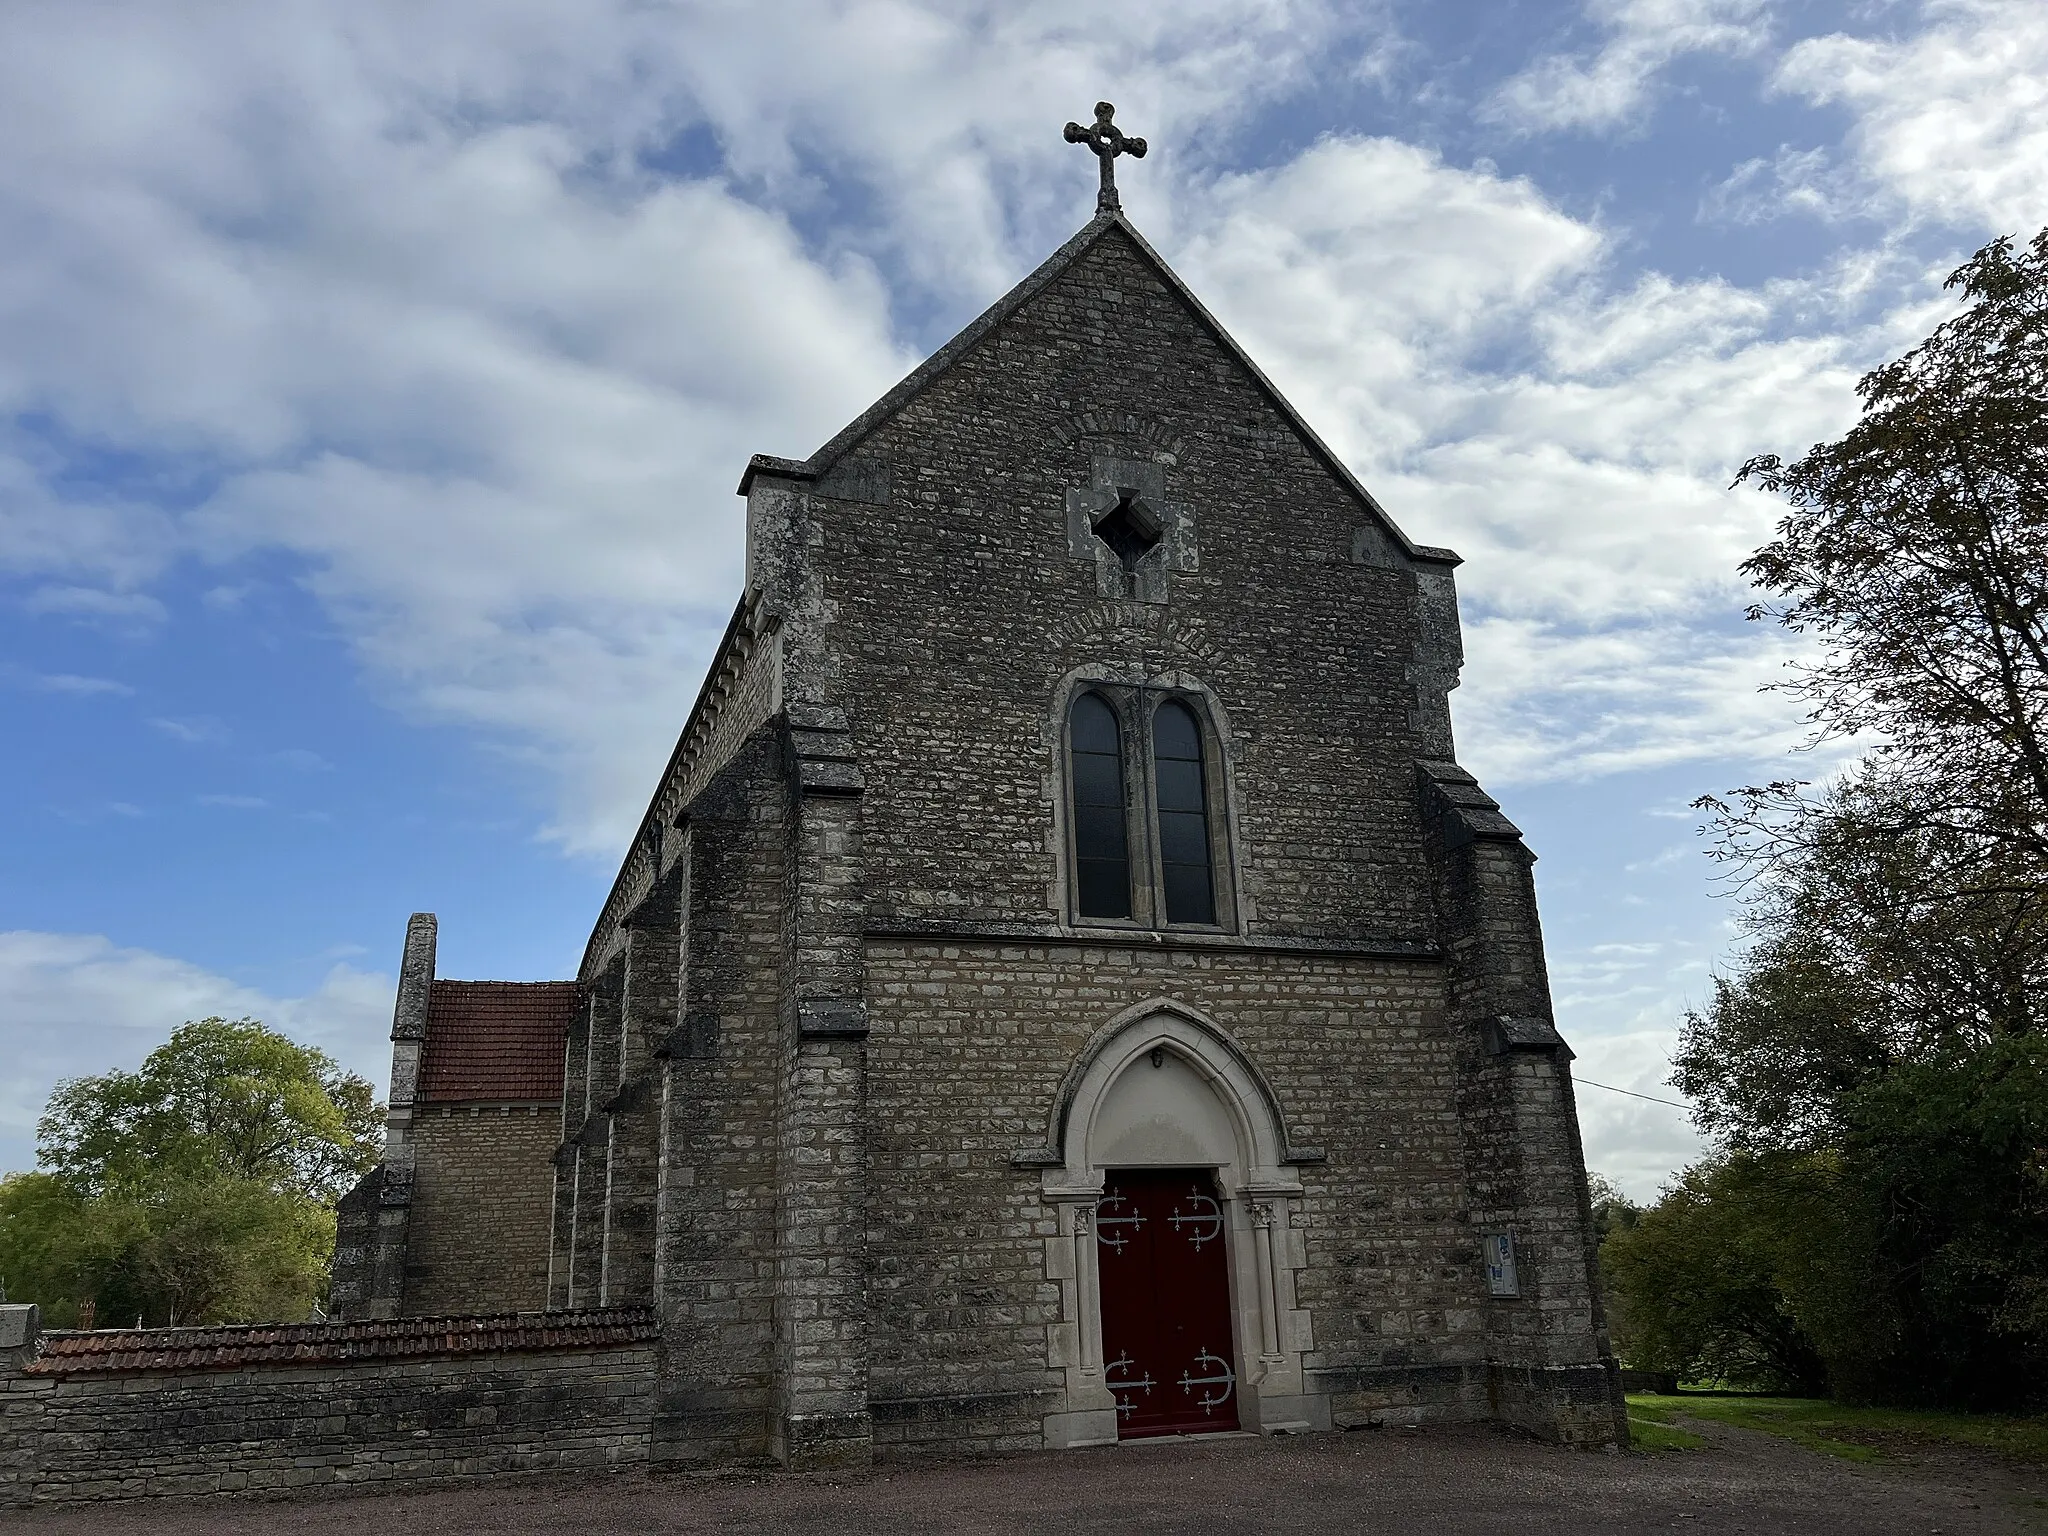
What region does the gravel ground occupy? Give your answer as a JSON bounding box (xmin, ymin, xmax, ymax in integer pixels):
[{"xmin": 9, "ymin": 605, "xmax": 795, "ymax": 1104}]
[{"xmin": 8, "ymin": 1415, "xmax": 2047, "ymax": 1534}]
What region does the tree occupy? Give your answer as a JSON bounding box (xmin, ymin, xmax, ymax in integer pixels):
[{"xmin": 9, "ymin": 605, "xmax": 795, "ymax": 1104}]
[
  {"xmin": 1586, "ymin": 1172, "xmax": 1642, "ymax": 1241},
  {"xmin": 0, "ymin": 1018, "xmax": 380, "ymax": 1327},
  {"xmin": 1678, "ymin": 773, "xmax": 2048, "ymax": 1153},
  {"xmin": 1670, "ymin": 775, "xmax": 2048, "ymax": 1406},
  {"xmin": 37, "ymin": 1016, "xmax": 380, "ymax": 1202},
  {"xmin": 1661, "ymin": 227, "xmax": 2048, "ymax": 1409},
  {"xmin": 1600, "ymin": 1155, "xmax": 1830, "ymax": 1394},
  {"xmin": 1720, "ymin": 229, "xmax": 2048, "ymax": 894}
]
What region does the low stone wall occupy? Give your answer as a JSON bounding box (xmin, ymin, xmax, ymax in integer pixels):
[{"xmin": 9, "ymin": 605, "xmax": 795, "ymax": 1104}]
[{"xmin": 0, "ymin": 1308, "xmax": 657, "ymax": 1506}]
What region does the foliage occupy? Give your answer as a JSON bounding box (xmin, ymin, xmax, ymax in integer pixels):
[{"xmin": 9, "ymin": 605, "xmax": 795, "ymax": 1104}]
[
  {"xmin": 1678, "ymin": 773, "xmax": 2048, "ymax": 1154},
  {"xmin": 0, "ymin": 1170, "xmax": 336, "ymax": 1329},
  {"xmin": 1717, "ymin": 228, "xmax": 2048, "ymax": 891},
  {"xmin": 0, "ymin": 1018, "xmax": 380, "ymax": 1327},
  {"xmin": 1601, "ymin": 1155, "xmax": 1830, "ymax": 1395},
  {"xmin": 38, "ymin": 1016, "xmax": 381, "ymax": 1203},
  {"xmin": 1827, "ymin": 1036, "xmax": 2048, "ymax": 1404},
  {"xmin": 1662, "ymin": 768, "xmax": 2048, "ymax": 1406},
  {"xmin": 1646, "ymin": 228, "xmax": 2048, "ymax": 1413},
  {"xmin": 1649, "ymin": 799, "xmax": 2048, "ymax": 1406},
  {"xmin": 1586, "ymin": 1172, "xmax": 1642, "ymax": 1241}
]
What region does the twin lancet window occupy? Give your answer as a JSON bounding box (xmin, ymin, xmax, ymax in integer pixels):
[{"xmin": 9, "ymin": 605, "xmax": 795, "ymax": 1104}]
[{"xmin": 1068, "ymin": 691, "xmax": 1220, "ymax": 927}]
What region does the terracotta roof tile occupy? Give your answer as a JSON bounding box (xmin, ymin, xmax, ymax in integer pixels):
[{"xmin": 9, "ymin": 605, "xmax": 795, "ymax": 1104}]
[
  {"xmin": 417, "ymin": 980, "xmax": 573, "ymax": 1103},
  {"xmin": 27, "ymin": 1307, "xmax": 654, "ymax": 1375}
]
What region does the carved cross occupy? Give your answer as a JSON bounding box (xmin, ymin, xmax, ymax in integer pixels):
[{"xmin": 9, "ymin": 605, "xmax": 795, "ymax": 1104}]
[{"xmin": 1063, "ymin": 102, "xmax": 1147, "ymax": 213}]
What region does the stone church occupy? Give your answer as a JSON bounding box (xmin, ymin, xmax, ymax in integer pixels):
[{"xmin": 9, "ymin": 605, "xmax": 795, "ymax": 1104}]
[{"xmin": 331, "ymin": 108, "xmax": 1624, "ymax": 1465}]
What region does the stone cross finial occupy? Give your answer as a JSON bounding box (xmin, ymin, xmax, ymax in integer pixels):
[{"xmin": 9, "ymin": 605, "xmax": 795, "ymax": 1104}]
[{"xmin": 1064, "ymin": 102, "xmax": 1147, "ymax": 213}]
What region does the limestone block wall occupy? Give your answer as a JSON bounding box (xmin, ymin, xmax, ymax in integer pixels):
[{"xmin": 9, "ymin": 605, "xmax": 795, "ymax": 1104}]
[
  {"xmin": 801, "ymin": 222, "xmax": 1452, "ymax": 942},
  {"xmin": 403, "ymin": 1105, "xmax": 560, "ymax": 1316},
  {"xmin": 0, "ymin": 1313, "xmax": 657, "ymax": 1507},
  {"xmin": 862, "ymin": 939, "xmax": 1496, "ymax": 1448}
]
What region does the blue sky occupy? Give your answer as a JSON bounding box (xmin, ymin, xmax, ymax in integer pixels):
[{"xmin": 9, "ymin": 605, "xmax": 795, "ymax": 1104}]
[{"xmin": 3, "ymin": 0, "xmax": 2043, "ymax": 1199}]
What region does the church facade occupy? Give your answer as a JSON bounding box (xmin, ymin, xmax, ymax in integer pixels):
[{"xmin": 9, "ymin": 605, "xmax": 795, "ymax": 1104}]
[{"xmin": 332, "ymin": 146, "xmax": 1625, "ymax": 1465}]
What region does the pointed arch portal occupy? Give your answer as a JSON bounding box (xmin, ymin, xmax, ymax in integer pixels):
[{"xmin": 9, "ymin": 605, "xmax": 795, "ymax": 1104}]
[{"xmin": 1024, "ymin": 1000, "xmax": 1328, "ymax": 1448}]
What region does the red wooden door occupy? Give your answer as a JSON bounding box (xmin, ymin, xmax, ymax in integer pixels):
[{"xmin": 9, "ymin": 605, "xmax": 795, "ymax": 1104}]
[{"xmin": 1096, "ymin": 1168, "xmax": 1240, "ymax": 1437}]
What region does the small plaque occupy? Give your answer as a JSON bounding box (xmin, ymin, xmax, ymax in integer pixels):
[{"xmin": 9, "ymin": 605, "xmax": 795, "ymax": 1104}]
[{"xmin": 1484, "ymin": 1232, "xmax": 1520, "ymax": 1298}]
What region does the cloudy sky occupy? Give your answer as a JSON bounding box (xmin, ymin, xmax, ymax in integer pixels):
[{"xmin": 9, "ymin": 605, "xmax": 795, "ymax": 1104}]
[{"xmin": 3, "ymin": 0, "xmax": 2042, "ymax": 1198}]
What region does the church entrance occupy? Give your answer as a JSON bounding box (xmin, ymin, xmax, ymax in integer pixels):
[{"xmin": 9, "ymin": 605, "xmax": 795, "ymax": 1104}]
[{"xmin": 1096, "ymin": 1168, "xmax": 1239, "ymax": 1437}]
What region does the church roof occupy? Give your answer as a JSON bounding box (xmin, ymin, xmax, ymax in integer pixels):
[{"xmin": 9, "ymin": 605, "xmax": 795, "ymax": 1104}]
[
  {"xmin": 738, "ymin": 208, "xmax": 1459, "ymax": 568},
  {"xmin": 417, "ymin": 980, "xmax": 573, "ymax": 1103}
]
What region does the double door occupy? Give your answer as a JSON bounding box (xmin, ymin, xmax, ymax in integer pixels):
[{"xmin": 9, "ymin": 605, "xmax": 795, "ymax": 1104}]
[{"xmin": 1095, "ymin": 1168, "xmax": 1240, "ymax": 1437}]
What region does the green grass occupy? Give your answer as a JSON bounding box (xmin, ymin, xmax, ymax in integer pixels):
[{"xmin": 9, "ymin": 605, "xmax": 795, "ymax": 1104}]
[
  {"xmin": 1627, "ymin": 1393, "xmax": 2048, "ymax": 1465},
  {"xmin": 1627, "ymin": 1410, "xmax": 1707, "ymax": 1452}
]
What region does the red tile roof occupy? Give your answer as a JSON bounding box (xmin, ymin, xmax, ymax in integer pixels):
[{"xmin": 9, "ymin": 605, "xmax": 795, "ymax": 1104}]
[
  {"xmin": 417, "ymin": 980, "xmax": 574, "ymax": 1103},
  {"xmin": 27, "ymin": 1308, "xmax": 655, "ymax": 1376}
]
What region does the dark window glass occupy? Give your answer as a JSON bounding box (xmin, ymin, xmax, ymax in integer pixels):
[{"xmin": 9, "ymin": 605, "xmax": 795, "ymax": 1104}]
[
  {"xmin": 1069, "ymin": 693, "xmax": 1131, "ymax": 919},
  {"xmin": 1152, "ymin": 701, "xmax": 1215, "ymax": 924}
]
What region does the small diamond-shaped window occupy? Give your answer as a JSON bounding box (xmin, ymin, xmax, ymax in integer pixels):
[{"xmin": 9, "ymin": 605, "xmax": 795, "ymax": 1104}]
[{"xmin": 1092, "ymin": 489, "xmax": 1164, "ymax": 574}]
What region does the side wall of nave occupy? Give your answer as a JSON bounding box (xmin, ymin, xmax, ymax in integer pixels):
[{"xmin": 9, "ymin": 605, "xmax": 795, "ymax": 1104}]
[{"xmin": 402, "ymin": 1105, "xmax": 559, "ymax": 1316}]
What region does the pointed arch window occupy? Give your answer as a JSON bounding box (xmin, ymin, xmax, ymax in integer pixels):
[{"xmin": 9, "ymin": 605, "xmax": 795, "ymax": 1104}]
[
  {"xmin": 1152, "ymin": 701, "xmax": 1216, "ymax": 924},
  {"xmin": 1064, "ymin": 686, "xmax": 1232, "ymax": 930},
  {"xmin": 1069, "ymin": 692, "xmax": 1132, "ymax": 919}
]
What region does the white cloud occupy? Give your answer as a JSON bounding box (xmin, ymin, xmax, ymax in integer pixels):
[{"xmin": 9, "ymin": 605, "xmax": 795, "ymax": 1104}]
[
  {"xmin": 5, "ymin": 2, "xmax": 1921, "ymax": 850},
  {"xmin": 26, "ymin": 673, "xmax": 132, "ymax": 697},
  {"xmin": 1455, "ymin": 617, "xmax": 1809, "ymax": 784},
  {"xmin": 1172, "ymin": 136, "xmax": 1894, "ymax": 783},
  {"xmin": 0, "ymin": 931, "xmax": 392, "ymax": 1176},
  {"xmin": 1700, "ymin": 145, "xmax": 1844, "ymax": 226},
  {"xmin": 1572, "ymin": 1028, "xmax": 1709, "ymax": 1203},
  {"xmin": 1546, "ymin": 930, "xmax": 1721, "ymax": 1202},
  {"xmin": 1484, "ymin": 0, "xmax": 1771, "ymax": 134},
  {"xmin": 1775, "ymin": 0, "xmax": 2048, "ymax": 232},
  {"xmin": 19, "ymin": 586, "xmax": 168, "ymax": 627},
  {"xmin": 148, "ymin": 715, "xmax": 227, "ymax": 745},
  {"xmin": 0, "ymin": 0, "xmax": 1375, "ymax": 855},
  {"xmin": 0, "ymin": 442, "xmax": 179, "ymax": 592},
  {"xmin": 3, "ymin": 2, "xmax": 2033, "ymax": 1205}
]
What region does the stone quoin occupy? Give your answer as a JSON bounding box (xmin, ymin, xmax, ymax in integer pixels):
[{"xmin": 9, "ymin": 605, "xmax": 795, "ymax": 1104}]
[{"xmin": 3, "ymin": 107, "xmax": 1625, "ymax": 1505}]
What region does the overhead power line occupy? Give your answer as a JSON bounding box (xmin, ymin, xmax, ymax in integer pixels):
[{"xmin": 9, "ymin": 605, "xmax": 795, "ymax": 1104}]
[{"xmin": 1576, "ymin": 1077, "xmax": 1692, "ymax": 1111}]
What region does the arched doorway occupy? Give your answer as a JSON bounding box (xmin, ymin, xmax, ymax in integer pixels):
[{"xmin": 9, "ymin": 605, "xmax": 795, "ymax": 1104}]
[{"xmin": 1021, "ymin": 999, "xmax": 1325, "ymax": 1448}]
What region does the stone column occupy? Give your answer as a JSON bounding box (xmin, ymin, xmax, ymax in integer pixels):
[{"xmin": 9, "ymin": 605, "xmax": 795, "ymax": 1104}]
[
  {"xmin": 646, "ymin": 748, "xmax": 789, "ymax": 1467},
  {"xmin": 604, "ymin": 856, "xmax": 682, "ymax": 1305},
  {"xmin": 548, "ymin": 984, "xmax": 591, "ymax": 1310},
  {"xmin": 570, "ymin": 965, "xmax": 622, "ymax": 1308},
  {"xmin": 1040, "ymin": 1193, "xmax": 1119, "ymax": 1449},
  {"xmin": 770, "ymin": 705, "xmax": 873, "ymax": 1470}
]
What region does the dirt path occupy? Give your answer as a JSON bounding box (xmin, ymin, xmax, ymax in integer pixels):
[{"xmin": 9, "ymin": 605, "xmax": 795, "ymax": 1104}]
[
  {"xmin": 1664, "ymin": 1407, "xmax": 2048, "ymax": 1531},
  {"xmin": 7, "ymin": 1420, "xmax": 2046, "ymax": 1534}
]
